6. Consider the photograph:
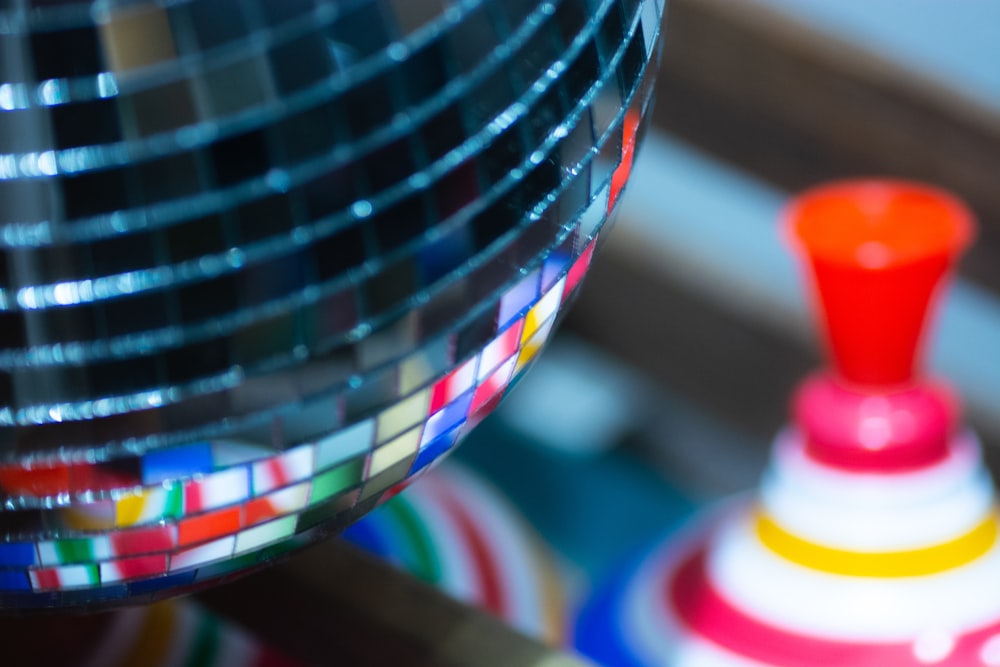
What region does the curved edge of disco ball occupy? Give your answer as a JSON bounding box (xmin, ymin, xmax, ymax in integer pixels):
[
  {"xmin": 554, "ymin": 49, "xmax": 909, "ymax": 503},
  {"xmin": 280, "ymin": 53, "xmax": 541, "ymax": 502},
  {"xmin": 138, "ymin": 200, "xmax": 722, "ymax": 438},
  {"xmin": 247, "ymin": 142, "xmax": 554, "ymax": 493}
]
[{"xmin": 0, "ymin": 0, "xmax": 665, "ymax": 612}]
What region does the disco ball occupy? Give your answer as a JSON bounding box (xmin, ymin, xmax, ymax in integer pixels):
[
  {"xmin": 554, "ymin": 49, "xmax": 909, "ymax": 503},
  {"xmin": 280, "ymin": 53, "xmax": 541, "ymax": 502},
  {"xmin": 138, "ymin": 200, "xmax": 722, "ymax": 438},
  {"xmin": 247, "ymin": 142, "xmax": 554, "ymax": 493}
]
[{"xmin": 0, "ymin": 0, "xmax": 663, "ymax": 609}]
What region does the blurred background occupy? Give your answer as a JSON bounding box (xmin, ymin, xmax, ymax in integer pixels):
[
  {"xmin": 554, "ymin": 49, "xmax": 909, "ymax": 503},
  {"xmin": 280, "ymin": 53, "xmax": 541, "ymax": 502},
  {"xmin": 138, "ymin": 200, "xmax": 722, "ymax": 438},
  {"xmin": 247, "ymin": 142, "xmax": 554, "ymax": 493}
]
[{"xmin": 11, "ymin": 2, "xmax": 993, "ymax": 665}]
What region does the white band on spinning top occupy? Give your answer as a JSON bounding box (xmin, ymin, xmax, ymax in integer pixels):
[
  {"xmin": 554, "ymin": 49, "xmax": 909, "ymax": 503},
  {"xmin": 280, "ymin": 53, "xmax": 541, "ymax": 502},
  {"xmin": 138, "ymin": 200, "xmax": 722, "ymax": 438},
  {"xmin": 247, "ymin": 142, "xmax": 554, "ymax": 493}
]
[
  {"xmin": 709, "ymin": 509, "xmax": 1000, "ymax": 641},
  {"xmin": 761, "ymin": 429, "xmax": 994, "ymax": 551}
]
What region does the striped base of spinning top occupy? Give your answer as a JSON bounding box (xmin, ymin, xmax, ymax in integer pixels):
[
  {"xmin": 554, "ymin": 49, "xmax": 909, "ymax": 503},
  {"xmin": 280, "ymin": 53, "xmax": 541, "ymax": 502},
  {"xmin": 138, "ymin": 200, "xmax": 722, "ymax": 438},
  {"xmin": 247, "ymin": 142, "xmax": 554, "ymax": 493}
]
[
  {"xmin": 343, "ymin": 463, "xmax": 565, "ymax": 644},
  {"xmin": 575, "ymin": 428, "xmax": 1000, "ymax": 667}
]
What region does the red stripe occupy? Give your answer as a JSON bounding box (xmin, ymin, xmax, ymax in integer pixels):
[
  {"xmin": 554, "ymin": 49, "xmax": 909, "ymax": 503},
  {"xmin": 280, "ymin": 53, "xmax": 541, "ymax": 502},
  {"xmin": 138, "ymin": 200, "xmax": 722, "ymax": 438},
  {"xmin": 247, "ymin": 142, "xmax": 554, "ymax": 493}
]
[
  {"xmin": 0, "ymin": 462, "xmax": 71, "ymax": 497},
  {"xmin": 110, "ymin": 524, "xmax": 175, "ymax": 556},
  {"xmin": 440, "ymin": 490, "xmax": 505, "ymax": 617},
  {"xmin": 495, "ymin": 322, "xmax": 522, "ymax": 359},
  {"xmin": 470, "ymin": 361, "xmax": 512, "ymax": 415},
  {"xmin": 178, "ymin": 506, "xmax": 241, "ymax": 547},
  {"xmin": 564, "ymin": 241, "xmax": 595, "ymax": 299},
  {"xmin": 113, "ymin": 554, "xmax": 169, "ymax": 580},
  {"xmin": 430, "ymin": 364, "xmax": 468, "ymax": 414},
  {"xmin": 184, "ymin": 479, "xmax": 204, "ymax": 513},
  {"xmin": 245, "ymin": 496, "xmax": 279, "ymax": 526},
  {"xmin": 669, "ymin": 545, "xmax": 1000, "ymax": 666},
  {"xmin": 32, "ymin": 568, "xmax": 62, "ymax": 591},
  {"xmin": 267, "ymin": 459, "xmax": 289, "ymax": 490},
  {"xmin": 608, "ymin": 110, "xmax": 640, "ymax": 213}
]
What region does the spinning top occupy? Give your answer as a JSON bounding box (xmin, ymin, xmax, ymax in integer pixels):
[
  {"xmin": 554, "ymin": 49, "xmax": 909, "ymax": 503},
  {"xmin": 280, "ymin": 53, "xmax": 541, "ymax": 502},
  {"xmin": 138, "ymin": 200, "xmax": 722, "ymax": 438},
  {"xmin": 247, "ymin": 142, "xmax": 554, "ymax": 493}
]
[{"xmin": 578, "ymin": 180, "xmax": 1000, "ymax": 666}]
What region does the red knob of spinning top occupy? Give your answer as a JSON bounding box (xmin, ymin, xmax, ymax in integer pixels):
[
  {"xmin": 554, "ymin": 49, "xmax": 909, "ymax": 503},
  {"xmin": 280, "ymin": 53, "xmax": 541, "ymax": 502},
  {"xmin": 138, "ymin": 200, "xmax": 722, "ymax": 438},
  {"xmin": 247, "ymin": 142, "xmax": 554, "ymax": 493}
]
[
  {"xmin": 785, "ymin": 180, "xmax": 975, "ymax": 471},
  {"xmin": 784, "ymin": 180, "xmax": 974, "ymax": 387},
  {"xmin": 792, "ymin": 374, "xmax": 959, "ymax": 471}
]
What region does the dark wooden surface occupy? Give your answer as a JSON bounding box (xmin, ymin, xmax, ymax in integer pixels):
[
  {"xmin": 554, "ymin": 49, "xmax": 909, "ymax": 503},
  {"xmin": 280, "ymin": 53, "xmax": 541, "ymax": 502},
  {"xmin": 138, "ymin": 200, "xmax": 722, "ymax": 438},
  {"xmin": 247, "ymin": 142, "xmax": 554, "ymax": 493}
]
[{"xmin": 197, "ymin": 541, "xmax": 590, "ymax": 667}]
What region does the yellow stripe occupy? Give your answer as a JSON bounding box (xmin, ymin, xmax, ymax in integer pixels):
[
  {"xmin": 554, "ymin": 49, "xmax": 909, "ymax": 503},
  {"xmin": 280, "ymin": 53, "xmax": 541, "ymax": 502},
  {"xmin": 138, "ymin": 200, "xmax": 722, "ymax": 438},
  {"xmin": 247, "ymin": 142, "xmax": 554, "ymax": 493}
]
[
  {"xmin": 756, "ymin": 511, "xmax": 998, "ymax": 577},
  {"xmin": 534, "ymin": 537, "xmax": 565, "ymax": 646},
  {"xmin": 115, "ymin": 490, "xmax": 149, "ymax": 527}
]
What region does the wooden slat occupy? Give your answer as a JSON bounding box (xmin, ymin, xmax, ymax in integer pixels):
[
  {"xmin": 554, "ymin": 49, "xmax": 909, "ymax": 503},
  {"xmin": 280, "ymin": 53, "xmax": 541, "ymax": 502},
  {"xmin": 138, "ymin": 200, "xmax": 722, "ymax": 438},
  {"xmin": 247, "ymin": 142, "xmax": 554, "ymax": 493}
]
[
  {"xmin": 653, "ymin": 0, "xmax": 1000, "ymax": 291},
  {"xmin": 565, "ymin": 239, "xmax": 817, "ymax": 443},
  {"xmin": 564, "ymin": 232, "xmax": 1000, "ymax": 474}
]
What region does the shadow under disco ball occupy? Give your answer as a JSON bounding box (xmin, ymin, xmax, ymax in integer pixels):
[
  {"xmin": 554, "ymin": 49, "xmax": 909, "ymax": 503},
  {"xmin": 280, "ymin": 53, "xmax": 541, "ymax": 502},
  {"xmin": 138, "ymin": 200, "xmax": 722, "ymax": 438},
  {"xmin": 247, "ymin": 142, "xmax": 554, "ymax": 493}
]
[{"xmin": 0, "ymin": 0, "xmax": 664, "ymax": 610}]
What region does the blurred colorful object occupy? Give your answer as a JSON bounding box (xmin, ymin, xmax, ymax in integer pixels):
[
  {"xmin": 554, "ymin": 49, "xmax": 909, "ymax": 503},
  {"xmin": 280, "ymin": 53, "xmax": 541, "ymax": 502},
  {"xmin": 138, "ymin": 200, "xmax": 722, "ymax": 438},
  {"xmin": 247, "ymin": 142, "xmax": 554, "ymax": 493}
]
[
  {"xmin": 576, "ymin": 181, "xmax": 1000, "ymax": 666},
  {"xmin": 344, "ymin": 463, "xmax": 564, "ymax": 644},
  {"xmin": 80, "ymin": 599, "xmax": 302, "ymax": 667},
  {"xmin": 0, "ymin": 0, "xmax": 663, "ymax": 609}
]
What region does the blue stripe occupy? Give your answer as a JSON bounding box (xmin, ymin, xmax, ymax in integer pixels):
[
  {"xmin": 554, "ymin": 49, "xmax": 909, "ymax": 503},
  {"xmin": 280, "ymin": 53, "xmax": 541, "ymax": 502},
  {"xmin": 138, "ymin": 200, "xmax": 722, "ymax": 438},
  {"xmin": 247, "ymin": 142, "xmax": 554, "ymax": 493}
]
[{"xmin": 0, "ymin": 542, "xmax": 35, "ymax": 567}]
